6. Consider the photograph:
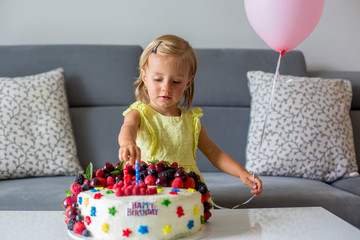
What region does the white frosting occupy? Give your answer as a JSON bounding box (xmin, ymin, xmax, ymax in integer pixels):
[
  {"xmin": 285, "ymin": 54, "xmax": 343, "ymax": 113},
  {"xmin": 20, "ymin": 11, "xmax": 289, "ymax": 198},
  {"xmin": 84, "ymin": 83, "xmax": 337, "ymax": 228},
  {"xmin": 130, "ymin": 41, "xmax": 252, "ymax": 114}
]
[{"xmin": 77, "ymin": 187, "xmax": 204, "ymax": 239}]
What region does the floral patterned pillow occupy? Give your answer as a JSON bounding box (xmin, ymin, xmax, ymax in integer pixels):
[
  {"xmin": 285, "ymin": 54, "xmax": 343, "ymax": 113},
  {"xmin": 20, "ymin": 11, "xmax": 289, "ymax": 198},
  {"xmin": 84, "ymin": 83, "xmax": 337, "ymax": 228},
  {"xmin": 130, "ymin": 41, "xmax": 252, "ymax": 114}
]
[
  {"xmin": 246, "ymin": 71, "xmax": 359, "ymax": 183},
  {"xmin": 0, "ymin": 68, "xmax": 83, "ymax": 180}
]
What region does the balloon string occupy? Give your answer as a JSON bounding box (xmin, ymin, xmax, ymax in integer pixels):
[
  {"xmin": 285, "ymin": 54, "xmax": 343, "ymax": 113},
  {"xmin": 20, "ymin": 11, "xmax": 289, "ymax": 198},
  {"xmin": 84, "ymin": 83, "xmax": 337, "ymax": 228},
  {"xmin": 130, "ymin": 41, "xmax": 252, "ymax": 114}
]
[{"xmin": 213, "ymin": 51, "xmax": 283, "ymax": 210}]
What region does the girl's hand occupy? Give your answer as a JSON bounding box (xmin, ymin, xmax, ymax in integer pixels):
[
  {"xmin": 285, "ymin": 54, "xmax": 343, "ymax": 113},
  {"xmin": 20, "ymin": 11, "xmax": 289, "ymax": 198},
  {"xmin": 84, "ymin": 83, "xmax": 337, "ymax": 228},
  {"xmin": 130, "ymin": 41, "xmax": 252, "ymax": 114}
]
[
  {"xmin": 241, "ymin": 172, "xmax": 263, "ymax": 197},
  {"xmin": 119, "ymin": 143, "xmax": 141, "ymax": 166}
]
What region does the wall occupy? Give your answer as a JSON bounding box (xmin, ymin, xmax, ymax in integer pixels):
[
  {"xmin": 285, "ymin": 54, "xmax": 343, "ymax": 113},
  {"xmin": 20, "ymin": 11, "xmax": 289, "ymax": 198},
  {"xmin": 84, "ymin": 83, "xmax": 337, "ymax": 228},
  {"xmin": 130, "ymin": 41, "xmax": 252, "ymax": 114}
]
[{"xmin": 0, "ymin": 0, "xmax": 359, "ymax": 71}]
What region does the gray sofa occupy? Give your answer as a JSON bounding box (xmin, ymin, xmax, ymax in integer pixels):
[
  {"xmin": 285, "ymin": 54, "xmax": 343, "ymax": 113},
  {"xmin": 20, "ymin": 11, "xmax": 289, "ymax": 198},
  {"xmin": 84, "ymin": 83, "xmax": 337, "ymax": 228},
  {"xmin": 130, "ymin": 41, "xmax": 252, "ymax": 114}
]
[{"xmin": 0, "ymin": 45, "xmax": 359, "ymax": 229}]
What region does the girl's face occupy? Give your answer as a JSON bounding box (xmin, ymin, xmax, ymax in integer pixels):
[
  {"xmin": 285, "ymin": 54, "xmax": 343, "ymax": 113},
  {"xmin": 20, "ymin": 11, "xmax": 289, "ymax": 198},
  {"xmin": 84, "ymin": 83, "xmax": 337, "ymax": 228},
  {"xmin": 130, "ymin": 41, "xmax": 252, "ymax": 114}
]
[{"xmin": 142, "ymin": 54, "xmax": 193, "ymax": 116}]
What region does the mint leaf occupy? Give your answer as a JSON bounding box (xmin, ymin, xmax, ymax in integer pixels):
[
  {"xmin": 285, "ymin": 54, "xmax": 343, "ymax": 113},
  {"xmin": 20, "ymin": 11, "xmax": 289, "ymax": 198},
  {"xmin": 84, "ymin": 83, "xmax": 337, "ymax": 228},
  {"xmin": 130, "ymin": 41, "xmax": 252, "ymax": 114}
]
[
  {"xmin": 65, "ymin": 190, "xmax": 72, "ymax": 197},
  {"xmin": 84, "ymin": 162, "xmax": 93, "ymax": 181}
]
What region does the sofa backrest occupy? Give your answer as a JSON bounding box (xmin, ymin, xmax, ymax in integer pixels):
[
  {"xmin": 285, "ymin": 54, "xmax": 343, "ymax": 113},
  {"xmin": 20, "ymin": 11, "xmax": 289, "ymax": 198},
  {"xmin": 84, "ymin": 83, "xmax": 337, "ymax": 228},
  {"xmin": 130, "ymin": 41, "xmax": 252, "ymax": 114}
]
[
  {"xmin": 194, "ymin": 49, "xmax": 307, "ymax": 171},
  {"xmin": 5, "ymin": 45, "xmax": 357, "ymax": 174}
]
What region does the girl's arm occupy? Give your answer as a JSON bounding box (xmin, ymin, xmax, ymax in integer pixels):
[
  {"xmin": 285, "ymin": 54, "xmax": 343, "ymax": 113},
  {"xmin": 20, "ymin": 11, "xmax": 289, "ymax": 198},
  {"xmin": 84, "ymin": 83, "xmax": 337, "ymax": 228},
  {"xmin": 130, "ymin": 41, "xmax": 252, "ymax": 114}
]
[
  {"xmin": 198, "ymin": 122, "xmax": 262, "ymax": 196},
  {"xmin": 118, "ymin": 109, "xmax": 141, "ymax": 165}
]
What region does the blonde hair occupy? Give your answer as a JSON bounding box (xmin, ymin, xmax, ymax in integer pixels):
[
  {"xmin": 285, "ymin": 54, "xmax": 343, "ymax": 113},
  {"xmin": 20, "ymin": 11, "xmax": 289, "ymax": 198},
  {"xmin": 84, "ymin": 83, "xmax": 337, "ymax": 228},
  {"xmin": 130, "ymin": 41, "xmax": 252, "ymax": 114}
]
[{"xmin": 134, "ymin": 34, "xmax": 197, "ymax": 110}]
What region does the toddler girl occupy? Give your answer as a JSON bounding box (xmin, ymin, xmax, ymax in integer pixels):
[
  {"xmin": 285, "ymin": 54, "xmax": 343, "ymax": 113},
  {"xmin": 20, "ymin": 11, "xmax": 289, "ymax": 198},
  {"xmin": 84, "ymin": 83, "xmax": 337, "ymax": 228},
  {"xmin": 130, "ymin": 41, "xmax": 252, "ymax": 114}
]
[{"xmin": 118, "ymin": 34, "xmax": 262, "ymax": 197}]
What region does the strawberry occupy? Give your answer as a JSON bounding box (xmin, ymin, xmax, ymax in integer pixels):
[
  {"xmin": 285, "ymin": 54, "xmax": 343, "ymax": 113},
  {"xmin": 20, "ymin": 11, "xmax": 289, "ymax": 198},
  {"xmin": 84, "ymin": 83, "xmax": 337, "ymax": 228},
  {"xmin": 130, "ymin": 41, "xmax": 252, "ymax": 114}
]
[
  {"xmin": 71, "ymin": 183, "xmax": 82, "ymax": 196},
  {"xmin": 64, "ymin": 217, "xmax": 70, "ymax": 224},
  {"xmin": 144, "ymin": 175, "xmax": 156, "ymax": 186},
  {"xmin": 96, "ymin": 169, "xmax": 104, "ymax": 178},
  {"xmin": 106, "ymin": 176, "xmax": 115, "ymax": 186},
  {"xmin": 171, "ymin": 177, "xmax": 184, "ymax": 189},
  {"xmin": 184, "ymin": 177, "xmax": 195, "ymax": 189},
  {"xmin": 73, "ymin": 221, "xmax": 86, "ymax": 235}
]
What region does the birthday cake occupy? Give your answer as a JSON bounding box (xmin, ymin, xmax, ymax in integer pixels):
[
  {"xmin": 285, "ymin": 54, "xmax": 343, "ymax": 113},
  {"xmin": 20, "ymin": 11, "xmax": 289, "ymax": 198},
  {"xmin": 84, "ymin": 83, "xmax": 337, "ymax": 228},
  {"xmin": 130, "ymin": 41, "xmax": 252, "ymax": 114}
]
[{"xmin": 62, "ymin": 161, "xmax": 212, "ymax": 239}]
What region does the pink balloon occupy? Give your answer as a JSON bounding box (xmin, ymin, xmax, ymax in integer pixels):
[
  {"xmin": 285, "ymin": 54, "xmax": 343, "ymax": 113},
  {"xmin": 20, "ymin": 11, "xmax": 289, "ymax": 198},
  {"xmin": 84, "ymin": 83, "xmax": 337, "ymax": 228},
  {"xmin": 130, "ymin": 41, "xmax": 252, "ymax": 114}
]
[{"xmin": 245, "ymin": 0, "xmax": 324, "ymax": 55}]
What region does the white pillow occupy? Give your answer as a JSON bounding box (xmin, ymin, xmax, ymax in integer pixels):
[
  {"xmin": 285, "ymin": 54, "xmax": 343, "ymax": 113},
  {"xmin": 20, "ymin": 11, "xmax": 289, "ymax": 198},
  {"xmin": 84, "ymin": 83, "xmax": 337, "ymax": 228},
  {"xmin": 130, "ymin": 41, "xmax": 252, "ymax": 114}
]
[
  {"xmin": 0, "ymin": 69, "xmax": 83, "ymax": 179},
  {"xmin": 246, "ymin": 71, "xmax": 359, "ymax": 183}
]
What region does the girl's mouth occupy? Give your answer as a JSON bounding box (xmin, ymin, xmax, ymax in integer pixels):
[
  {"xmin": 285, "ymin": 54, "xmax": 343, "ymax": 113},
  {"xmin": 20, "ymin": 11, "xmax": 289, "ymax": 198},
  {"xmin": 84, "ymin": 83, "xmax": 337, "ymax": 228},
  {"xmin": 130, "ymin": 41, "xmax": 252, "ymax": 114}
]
[{"xmin": 160, "ymin": 96, "xmax": 171, "ymax": 100}]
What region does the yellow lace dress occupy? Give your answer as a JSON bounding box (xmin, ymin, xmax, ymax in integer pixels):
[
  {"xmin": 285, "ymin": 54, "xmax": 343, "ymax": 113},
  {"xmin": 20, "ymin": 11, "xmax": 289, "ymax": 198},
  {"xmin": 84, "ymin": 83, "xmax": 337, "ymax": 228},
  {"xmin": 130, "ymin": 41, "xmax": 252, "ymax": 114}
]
[{"xmin": 123, "ymin": 101, "xmax": 206, "ymax": 183}]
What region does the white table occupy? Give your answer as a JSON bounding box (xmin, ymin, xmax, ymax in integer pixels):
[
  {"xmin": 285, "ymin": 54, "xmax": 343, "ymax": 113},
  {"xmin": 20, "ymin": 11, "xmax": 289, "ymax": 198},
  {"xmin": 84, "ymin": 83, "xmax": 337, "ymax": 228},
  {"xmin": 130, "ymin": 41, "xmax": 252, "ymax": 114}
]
[{"xmin": 1, "ymin": 207, "xmax": 359, "ymax": 240}]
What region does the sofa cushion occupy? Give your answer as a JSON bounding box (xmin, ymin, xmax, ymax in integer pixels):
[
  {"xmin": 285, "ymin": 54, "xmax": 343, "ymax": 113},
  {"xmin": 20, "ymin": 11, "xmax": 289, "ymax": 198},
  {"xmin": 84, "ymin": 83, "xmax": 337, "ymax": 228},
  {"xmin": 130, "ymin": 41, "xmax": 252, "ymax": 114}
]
[
  {"xmin": 331, "ymin": 176, "xmax": 360, "ymax": 197},
  {"xmin": 202, "ymin": 172, "xmax": 360, "ymax": 229},
  {"xmin": 0, "ymin": 176, "xmax": 74, "ymax": 210},
  {"xmin": 0, "ymin": 69, "xmax": 83, "ymax": 180},
  {"xmin": 246, "ymin": 71, "xmax": 358, "ymax": 183}
]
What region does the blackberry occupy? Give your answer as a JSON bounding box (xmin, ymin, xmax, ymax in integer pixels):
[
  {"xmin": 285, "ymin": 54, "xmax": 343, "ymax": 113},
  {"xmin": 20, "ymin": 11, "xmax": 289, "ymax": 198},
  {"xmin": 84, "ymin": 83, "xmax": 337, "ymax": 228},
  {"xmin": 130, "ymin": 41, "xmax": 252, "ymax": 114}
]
[
  {"xmin": 158, "ymin": 168, "xmax": 177, "ymax": 182},
  {"xmin": 147, "ymin": 169, "xmax": 157, "ymax": 176},
  {"xmin": 67, "ymin": 219, "xmax": 77, "ymax": 230},
  {"xmin": 197, "ymin": 182, "xmax": 208, "ymax": 195},
  {"xmin": 204, "ymin": 201, "xmax": 212, "ymax": 212},
  {"xmin": 103, "ymin": 172, "xmax": 111, "ymax": 179},
  {"xmin": 75, "ymin": 174, "xmax": 85, "ymax": 185},
  {"xmin": 141, "ymin": 163, "xmax": 148, "ymax": 170},
  {"xmin": 81, "ymin": 184, "xmax": 90, "ymax": 191}
]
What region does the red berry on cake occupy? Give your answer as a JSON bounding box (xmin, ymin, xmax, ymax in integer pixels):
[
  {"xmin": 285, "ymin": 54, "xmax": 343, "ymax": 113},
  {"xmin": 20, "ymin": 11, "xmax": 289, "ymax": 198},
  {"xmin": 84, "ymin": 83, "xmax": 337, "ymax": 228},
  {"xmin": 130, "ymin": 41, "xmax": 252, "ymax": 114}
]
[
  {"xmin": 140, "ymin": 187, "xmax": 147, "ymax": 195},
  {"xmin": 98, "ymin": 177, "xmax": 107, "ymax": 187},
  {"xmin": 64, "ymin": 217, "xmax": 70, "ymax": 224},
  {"xmin": 144, "ymin": 175, "xmax": 156, "ymax": 186},
  {"xmin": 147, "ymin": 187, "xmax": 157, "ymax": 195},
  {"xmin": 132, "ymin": 185, "xmax": 140, "ymax": 195},
  {"xmin": 90, "ymin": 178, "xmax": 102, "ymax": 188},
  {"xmin": 71, "ymin": 183, "xmax": 83, "ymax": 196},
  {"xmin": 106, "ymin": 176, "xmax": 115, "ymax": 186},
  {"xmin": 115, "ymin": 188, "xmax": 124, "ymax": 197},
  {"xmin": 170, "ymin": 162, "xmax": 178, "ymax": 168},
  {"xmin": 201, "ymin": 192, "xmax": 211, "ymax": 203},
  {"xmin": 103, "ymin": 162, "xmax": 115, "ymax": 172},
  {"xmin": 96, "ymin": 169, "xmax": 104, "ymax": 178},
  {"xmin": 155, "ymin": 162, "xmax": 167, "ymax": 173},
  {"xmin": 171, "ymin": 177, "xmax": 184, "ymax": 189},
  {"xmin": 204, "ymin": 211, "xmax": 212, "ymax": 222},
  {"xmin": 73, "ymin": 221, "xmax": 86, "ymax": 235},
  {"xmin": 148, "ymin": 163, "xmax": 156, "ymax": 171},
  {"xmin": 184, "ymin": 177, "xmax": 196, "ymax": 189}
]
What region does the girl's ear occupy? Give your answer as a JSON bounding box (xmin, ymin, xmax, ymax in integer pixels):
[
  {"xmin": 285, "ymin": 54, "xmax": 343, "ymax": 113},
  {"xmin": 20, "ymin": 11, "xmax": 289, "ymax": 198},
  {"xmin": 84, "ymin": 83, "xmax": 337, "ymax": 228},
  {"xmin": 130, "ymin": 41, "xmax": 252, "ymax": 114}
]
[
  {"xmin": 141, "ymin": 68, "xmax": 146, "ymax": 82},
  {"xmin": 186, "ymin": 75, "xmax": 194, "ymax": 88}
]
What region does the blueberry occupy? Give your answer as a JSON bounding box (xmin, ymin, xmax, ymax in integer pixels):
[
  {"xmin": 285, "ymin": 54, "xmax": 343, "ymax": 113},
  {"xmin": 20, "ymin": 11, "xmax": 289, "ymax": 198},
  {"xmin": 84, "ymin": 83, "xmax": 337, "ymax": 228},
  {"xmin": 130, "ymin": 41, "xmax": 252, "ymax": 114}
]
[
  {"xmin": 82, "ymin": 229, "xmax": 90, "ymax": 237},
  {"xmin": 75, "ymin": 214, "xmax": 83, "ymax": 222},
  {"xmin": 147, "ymin": 169, "xmax": 157, "ymax": 176},
  {"xmin": 81, "ymin": 184, "xmax": 90, "ymax": 191}
]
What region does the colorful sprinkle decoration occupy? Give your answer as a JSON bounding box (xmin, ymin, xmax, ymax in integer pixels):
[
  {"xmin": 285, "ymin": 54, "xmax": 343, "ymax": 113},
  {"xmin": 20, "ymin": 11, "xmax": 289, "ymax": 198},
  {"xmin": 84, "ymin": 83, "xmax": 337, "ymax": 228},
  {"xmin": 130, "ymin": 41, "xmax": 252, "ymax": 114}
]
[
  {"xmin": 187, "ymin": 220, "xmax": 194, "ymax": 230},
  {"xmin": 177, "ymin": 206, "xmax": 184, "ymax": 218},
  {"xmin": 85, "ymin": 216, "xmax": 91, "ymax": 225},
  {"xmin": 90, "ymin": 206, "xmax": 96, "ymax": 216},
  {"xmin": 123, "ymin": 228, "xmax": 132, "ymax": 237},
  {"xmin": 162, "ymin": 199, "xmax": 171, "ymax": 207},
  {"xmin": 84, "ymin": 198, "xmax": 89, "ymax": 207},
  {"xmin": 193, "ymin": 205, "xmax": 200, "ymax": 216},
  {"xmin": 78, "ymin": 196, "xmax": 83, "ymax": 205},
  {"xmin": 138, "ymin": 225, "xmax": 149, "ymax": 235},
  {"xmin": 102, "ymin": 223, "xmax": 109, "ymax": 233},
  {"xmin": 109, "ymin": 206, "xmax": 117, "ymax": 216},
  {"xmin": 94, "ymin": 193, "xmax": 103, "ymax": 199},
  {"xmin": 163, "ymin": 224, "xmax": 171, "ymax": 235}
]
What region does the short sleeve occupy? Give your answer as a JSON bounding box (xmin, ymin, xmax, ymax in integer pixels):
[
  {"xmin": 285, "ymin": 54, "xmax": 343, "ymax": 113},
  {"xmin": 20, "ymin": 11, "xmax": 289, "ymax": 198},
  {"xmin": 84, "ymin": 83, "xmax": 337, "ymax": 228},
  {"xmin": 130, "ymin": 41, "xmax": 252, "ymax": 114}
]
[
  {"xmin": 190, "ymin": 107, "xmax": 203, "ymax": 158},
  {"xmin": 123, "ymin": 101, "xmax": 147, "ymax": 117}
]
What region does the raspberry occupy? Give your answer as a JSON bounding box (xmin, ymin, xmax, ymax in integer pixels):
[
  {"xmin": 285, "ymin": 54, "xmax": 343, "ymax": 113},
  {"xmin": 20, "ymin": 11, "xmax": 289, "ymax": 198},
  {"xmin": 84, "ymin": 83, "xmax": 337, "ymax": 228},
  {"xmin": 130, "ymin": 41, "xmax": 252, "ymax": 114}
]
[
  {"xmin": 171, "ymin": 177, "xmax": 184, "ymax": 189},
  {"xmin": 197, "ymin": 182, "xmax": 208, "ymax": 194},
  {"xmin": 106, "ymin": 176, "xmax": 115, "ymax": 186},
  {"xmin": 144, "ymin": 175, "xmax": 156, "ymax": 186},
  {"xmin": 201, "ymin": 192, "xmax": 211, "ymax": 203},
  {"xmin": 73, "ymin": 221, "xmax": 86, "ymax": 235},
  {"xmin": 71, "ymin": 183, "xmax": 82, "ymax": 196},
  {"xmin": 170, "ymin": 162, "xmax": 178, "ymax": 168},
  {"xmin": 132, "ymin": 186, "xmax": 140, "ymax": 195},
  {"xmin": 140, "ymin": 187, "xmax": 147, "ymax": 195},
  {"xmin": 147, "ymin": 187, "xmax": 157, "ymax": 195},
  {"xmin": 67, "ymin": 219, "xmax": 77, "ymax": 230},
  {"xmin": 204, "ymin": 211, "xmax": 212, "ymax": 222},
  {"xmin": 115, "ymin": 188, "xmax": 124, "ymax": 197},
  {"xmin": 96, "ymin": 169, "xmax": 104, "ymax": 178},
  {"xmin": 74, "ymin": 174, "xmax": 85, "ymax": 185},
  {"xmin": 184, "ymin": 177, "xmax": 195, "ymax": 189},
  {"xmin": 124, "ymin": 186, "xmax": 133, "ymax": 196}
]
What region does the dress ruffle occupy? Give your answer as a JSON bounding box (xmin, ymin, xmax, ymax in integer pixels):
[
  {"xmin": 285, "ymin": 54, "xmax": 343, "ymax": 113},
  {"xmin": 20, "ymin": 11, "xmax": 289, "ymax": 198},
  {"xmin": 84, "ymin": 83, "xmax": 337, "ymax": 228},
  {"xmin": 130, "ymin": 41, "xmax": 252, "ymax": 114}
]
[{"xmin": 190, "ymin": 108, "xmax": 203, "ymax": 159}]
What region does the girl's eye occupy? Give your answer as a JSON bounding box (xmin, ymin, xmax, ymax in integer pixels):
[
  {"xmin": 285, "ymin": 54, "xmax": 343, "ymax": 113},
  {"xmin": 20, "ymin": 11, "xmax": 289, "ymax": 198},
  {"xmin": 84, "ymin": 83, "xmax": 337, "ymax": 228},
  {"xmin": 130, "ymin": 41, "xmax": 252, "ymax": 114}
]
[{"xmin": 173, "ymin": 81, "xmax": 180, "ymax": 84}]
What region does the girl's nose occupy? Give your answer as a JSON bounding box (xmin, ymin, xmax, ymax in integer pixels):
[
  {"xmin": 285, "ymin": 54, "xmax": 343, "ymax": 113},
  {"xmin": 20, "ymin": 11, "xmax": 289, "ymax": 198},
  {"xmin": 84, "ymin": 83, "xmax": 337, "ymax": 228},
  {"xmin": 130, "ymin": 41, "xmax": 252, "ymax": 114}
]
[{"xmin": 161, "ymin": 81, "xmax": 171, "ymax": 92}]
